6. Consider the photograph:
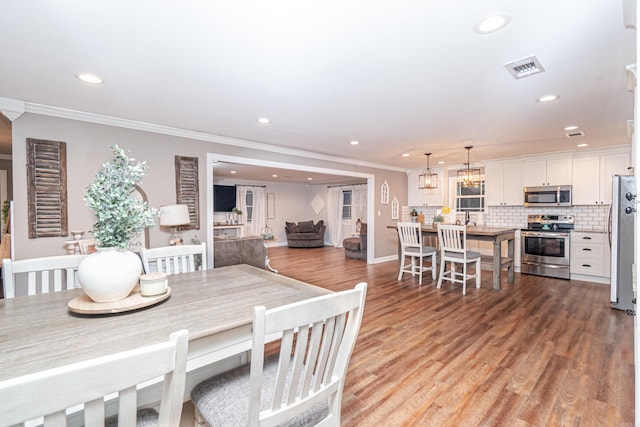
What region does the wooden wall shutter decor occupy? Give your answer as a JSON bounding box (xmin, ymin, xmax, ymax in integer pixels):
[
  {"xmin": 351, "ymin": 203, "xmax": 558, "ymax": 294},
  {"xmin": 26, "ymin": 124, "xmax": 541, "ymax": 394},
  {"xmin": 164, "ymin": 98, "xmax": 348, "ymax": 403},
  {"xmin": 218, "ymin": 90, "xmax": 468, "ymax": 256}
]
[
  {"xmin": 175, "ymin": 156, "xmax": 199, "ymax": 230},
  {"xmin": 27, "ymin": 138, "xmax": 68, "ymax": 238}
]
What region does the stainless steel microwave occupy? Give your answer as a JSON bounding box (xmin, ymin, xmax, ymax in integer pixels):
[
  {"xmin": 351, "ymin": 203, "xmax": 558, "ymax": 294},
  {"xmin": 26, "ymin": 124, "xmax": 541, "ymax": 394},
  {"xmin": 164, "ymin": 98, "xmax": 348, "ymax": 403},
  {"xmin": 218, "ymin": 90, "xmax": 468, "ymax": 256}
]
[{"xmin": 523, "ymin": 185, "xmax": 572, "ymax": 207}]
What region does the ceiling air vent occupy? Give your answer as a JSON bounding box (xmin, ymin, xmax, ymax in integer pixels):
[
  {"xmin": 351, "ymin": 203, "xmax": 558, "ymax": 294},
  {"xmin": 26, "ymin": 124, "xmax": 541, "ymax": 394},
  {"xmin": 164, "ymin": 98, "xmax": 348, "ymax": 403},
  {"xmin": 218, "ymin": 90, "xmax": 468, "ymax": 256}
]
[
  {"xmin": 565, "ymin": 131, "xmax": 586, "ymax": 139},
  {"xmin": 503, "ymin": 55, "xmax": 545, "ymax": 79}
]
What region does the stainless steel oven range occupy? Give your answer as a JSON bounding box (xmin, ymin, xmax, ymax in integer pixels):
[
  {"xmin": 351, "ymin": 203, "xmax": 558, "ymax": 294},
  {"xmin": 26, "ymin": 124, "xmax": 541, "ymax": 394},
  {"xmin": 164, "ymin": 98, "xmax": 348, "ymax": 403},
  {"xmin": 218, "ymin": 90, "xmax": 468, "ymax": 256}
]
[{"xmin": 520, "ymin": 214, "xmax": 574, "ymax": 279}]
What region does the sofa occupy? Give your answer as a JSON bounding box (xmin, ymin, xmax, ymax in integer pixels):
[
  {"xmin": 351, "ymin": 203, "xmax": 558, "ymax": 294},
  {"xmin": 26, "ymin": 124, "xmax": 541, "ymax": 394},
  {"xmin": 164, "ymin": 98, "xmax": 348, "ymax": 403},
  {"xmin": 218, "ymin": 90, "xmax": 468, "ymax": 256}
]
[
  {"xmin": 213, "ymin": 235, "xmax": 266, "ymax": 269},
  {"xmin": 343, "ymin": 223, "xmax": 367, "ymax": 260},
  {"xmin": 285, "ymin": 220, "xmax": 325, "ymax": 248}
]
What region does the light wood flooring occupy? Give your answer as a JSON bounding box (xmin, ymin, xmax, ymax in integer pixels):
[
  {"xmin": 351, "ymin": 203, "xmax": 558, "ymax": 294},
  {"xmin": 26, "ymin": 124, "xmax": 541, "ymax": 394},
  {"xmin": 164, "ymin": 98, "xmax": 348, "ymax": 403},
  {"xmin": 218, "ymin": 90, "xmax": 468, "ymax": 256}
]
[{"xmin": 184, "ymin": 246, "xmax": 635, "ymax": 426}]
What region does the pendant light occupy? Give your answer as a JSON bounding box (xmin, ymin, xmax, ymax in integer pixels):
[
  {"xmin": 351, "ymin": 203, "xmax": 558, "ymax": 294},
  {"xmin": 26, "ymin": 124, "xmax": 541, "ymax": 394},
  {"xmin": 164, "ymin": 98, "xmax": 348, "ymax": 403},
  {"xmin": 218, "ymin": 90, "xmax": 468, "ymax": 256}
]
[
  {"xmin": 457, "ymin": 146, "xmax": 481, "ymax": 187},
  {"xmin": 418, "ymin": 153, "xmax": 438, "ymax": 189}
]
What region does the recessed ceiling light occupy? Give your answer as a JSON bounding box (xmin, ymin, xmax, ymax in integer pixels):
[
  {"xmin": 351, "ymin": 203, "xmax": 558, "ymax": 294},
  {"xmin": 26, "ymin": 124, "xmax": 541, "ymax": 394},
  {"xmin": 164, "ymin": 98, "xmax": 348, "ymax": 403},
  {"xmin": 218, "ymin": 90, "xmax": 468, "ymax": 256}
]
[
  {"xmin": 537, "ymin": 94, "xmax": 559, "ymax": 103},
  {"xmin": 438, "ymin": 161, "xmax": 445, "ymax": 165},
  {"xmin": 75, "ymin": 73, "xmax": 103, "ymax": 84},
  {"xmin": 257, "ymin": 117, "xmax": 271, "ymax": 124},
  {"xmin": 230, "ymin": 170, "xmax": 237, "ymax": 174},
  {"xmin": 402, "ymin": 153, "xmax": 410, "ymax": 157},
  {"xmin": 474, "ymin": 14, "xmax": 511, "ymax": 34},
  {"xmin": 307, "ymin": 177, "xmax": 313, "ymax": 181},
  {"xmin": 564, "ymin": 125, "xmax": 579, "ymax": 131},
  {"xmin": 350, "ymin": 141, "xmax": 359, "ymax": 145},
  {"xmin": 272, "ymin": 174, "xmax": 278, "ymax": 178},
  {"xmin": 577, "ymin": 143, "xmax": 589, "ymax": 148}
]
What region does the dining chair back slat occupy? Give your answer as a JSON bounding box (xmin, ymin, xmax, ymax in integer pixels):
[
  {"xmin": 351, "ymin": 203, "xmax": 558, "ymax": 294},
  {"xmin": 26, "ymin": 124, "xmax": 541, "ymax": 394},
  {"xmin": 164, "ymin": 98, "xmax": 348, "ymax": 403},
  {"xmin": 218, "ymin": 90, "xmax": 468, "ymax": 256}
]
[
  {"xmin": 2, "ymin": 255, "xmax": 86, "ymax": 299},
  {"xmin": 140, "ymin": 243, "xmax": 207, "ymax": 274},
  {"xmin": 0, "ymin": 330, "xmax": 189, "ymax": 427}
]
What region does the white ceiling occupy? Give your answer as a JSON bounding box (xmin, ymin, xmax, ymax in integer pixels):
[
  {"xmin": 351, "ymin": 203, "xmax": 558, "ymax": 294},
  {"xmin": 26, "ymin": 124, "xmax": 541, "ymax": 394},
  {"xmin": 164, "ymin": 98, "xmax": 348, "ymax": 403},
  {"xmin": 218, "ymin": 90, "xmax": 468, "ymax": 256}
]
[{"xmin": 0, "ymin": 0, "xmax": 636, "ymax": 179}]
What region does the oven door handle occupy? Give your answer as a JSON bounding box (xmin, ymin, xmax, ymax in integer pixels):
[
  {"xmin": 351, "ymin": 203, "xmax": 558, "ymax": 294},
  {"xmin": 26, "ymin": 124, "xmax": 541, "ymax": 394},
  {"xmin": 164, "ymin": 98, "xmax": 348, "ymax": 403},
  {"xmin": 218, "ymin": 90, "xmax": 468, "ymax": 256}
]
[{"xmin": 521, "ymin": 231, "xmax": 570, "ymax": 238}]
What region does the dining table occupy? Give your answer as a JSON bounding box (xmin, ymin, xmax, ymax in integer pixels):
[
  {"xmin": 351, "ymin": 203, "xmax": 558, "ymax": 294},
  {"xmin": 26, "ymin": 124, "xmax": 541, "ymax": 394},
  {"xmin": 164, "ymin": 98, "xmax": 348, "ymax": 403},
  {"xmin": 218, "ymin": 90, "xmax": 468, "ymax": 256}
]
[
  {"xmin": 388, "ymin": 223, "xmax": 517, "ymax": 291},
  {"xmin": 0, "ymin": 264, "xmax": 331, "ymax": 416}
]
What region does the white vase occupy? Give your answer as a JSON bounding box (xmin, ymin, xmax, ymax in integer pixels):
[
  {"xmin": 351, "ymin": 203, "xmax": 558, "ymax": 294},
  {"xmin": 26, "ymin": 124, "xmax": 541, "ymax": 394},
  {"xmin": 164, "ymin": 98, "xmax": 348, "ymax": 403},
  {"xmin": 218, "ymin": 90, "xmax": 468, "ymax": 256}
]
[{"xmin": 78, "ymin": 248, "xmax": 142, "ymax": 303}]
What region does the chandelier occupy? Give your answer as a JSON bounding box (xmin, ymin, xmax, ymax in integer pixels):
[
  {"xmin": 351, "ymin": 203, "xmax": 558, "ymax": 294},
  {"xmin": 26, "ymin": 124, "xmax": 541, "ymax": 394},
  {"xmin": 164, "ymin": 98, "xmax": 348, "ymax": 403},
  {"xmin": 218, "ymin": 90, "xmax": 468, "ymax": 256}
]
[
  {"xmin": 457, "ymin": 146, "xmax": 481, "ymax": 187},
  {"xmin": 418, "ymin": 153, "xmax": 438, "ymax": 189}
]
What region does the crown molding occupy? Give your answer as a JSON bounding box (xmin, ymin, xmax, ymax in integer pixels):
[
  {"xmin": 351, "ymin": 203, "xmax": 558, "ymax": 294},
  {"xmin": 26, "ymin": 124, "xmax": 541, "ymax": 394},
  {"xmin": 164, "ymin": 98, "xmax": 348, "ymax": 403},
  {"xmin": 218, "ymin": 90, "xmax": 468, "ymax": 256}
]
[
  {"xmin": 0, "ymin": 97, "xmax": 25, "ymax": 121},
  {"xmin": 14, "ymin": 99, "xmax": 406, "ymax": 173}
]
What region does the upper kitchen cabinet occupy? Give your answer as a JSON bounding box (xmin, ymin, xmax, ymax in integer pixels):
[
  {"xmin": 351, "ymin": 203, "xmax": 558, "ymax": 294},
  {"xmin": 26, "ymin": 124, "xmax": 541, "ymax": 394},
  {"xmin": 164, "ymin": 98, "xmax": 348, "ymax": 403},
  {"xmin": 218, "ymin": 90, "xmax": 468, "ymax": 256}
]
[
  {"xmin": 523, "ymin": 157, "xmax": 572, "ymax": 187},
  {"xmin": 572, "ymin": 150, "xmax": 631, "ymax": 205},
  {"xmin": 484, "ymin": 160, "xmax": 524, "ymax": 206},
  {"xmin": 407, "ymin": 167, "xmax": 448, "ymax": 207}
]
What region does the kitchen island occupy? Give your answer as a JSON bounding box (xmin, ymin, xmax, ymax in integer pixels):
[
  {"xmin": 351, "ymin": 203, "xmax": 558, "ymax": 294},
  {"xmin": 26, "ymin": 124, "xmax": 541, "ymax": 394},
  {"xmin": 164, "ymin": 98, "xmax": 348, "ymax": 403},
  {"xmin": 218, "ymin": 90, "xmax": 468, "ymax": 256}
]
[{"xmin": 388, "ymin": 224, "xmax": 516, "ymax": 291}]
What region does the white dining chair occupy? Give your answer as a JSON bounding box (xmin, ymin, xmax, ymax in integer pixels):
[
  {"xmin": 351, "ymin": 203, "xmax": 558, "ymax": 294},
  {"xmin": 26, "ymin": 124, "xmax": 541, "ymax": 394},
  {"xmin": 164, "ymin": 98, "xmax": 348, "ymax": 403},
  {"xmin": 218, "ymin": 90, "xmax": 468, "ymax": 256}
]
[
  {"xmin": 140, "ymin": 243, "xmax": 207, "ymax": 274},
  {"xmin": 191, "ymin": 282, "xmax": 368, "ymax": 427},
  {"xmin": 2, "ymin": 254, "xmax": 87, "ymax": 299},
  {"xmin": 436, "ymin": 223, "xmax": 482, "ymax": 295},
  {"xmin": 396, "ymin": 222, "xmax": 437, "ymax": 285},
  {"xmin": 0, "ymin": 329, "xmax": 189, "ymax": 427}
]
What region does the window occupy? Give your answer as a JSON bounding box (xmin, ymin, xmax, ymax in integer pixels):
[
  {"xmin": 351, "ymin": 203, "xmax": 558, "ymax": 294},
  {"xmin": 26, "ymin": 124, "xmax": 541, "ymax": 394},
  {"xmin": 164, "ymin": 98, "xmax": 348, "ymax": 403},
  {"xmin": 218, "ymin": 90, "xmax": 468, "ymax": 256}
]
[
  {"xmin": 245, "ymin": 190, "xmax": 254, "ymax": 222},
  {"xmin": 455, "ymin": 180, "xmax": 485, "ymax": 212},
  {"xmin": 342, "ymin": 190, "xmax": 352, "ymax": 219}
]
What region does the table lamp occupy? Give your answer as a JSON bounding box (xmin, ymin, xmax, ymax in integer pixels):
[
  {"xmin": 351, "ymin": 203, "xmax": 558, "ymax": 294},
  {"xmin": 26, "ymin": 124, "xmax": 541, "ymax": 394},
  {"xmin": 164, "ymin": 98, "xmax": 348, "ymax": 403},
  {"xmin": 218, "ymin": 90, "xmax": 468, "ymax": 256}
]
[{"xmin": 160, "ymin": 204, "xmax": 190, "ymax": 245}]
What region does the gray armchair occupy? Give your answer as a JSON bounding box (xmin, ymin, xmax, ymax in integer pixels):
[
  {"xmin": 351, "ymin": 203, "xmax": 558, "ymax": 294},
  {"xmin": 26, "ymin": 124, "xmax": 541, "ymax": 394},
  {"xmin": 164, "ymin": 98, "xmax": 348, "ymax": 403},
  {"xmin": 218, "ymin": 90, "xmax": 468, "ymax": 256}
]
[{"xmin": 343, "ymin": 223, "xmax": 367, "ymax": 260}]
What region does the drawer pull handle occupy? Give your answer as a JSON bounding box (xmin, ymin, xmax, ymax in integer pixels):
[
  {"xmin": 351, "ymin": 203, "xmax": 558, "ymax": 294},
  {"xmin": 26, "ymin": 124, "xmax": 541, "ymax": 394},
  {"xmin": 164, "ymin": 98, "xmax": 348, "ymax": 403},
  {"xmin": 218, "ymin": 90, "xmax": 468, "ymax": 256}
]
[
  {"xmin": 582, "ymin": 237, "xmax": 592, "ymax": 240},
  {"xmin": 582, "ymin": 264, "xmax": 592, "ymax": 268},
  {"xmin": 582, "ymin": 248, "xmax": 592, "ymax": 251}
]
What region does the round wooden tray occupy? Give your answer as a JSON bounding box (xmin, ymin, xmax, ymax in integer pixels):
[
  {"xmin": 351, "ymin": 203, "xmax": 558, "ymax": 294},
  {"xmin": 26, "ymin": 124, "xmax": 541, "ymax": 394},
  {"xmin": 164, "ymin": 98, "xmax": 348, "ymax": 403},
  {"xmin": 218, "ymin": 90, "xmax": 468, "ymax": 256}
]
[{"xmin": 68, "ymin": 286, "xmax": 171, "ymax": 315}]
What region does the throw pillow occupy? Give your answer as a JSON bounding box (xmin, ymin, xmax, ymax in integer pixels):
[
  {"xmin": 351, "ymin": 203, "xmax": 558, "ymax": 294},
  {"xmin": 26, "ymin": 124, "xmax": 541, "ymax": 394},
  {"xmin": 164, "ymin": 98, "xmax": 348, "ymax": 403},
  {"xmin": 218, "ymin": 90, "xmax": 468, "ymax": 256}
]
[
  {"xmin": 285, "ymin": 222, "xmax": 299, "ymax": 233},
  {"xmin": 298, "ymin": 220, "xmax": 315, "ymax": 233},
  {"xmin": 313, "ymin": 220, "xmax": 324, "ymax": 233}
]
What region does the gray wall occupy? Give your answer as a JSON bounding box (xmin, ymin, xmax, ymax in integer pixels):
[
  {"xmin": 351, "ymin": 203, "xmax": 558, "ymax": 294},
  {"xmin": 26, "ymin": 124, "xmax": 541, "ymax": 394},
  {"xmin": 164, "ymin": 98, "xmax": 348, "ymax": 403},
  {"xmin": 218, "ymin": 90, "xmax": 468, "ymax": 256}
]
[{"xmin": 11, "ymin": 113, "xmax": 407, "ymax": 261}]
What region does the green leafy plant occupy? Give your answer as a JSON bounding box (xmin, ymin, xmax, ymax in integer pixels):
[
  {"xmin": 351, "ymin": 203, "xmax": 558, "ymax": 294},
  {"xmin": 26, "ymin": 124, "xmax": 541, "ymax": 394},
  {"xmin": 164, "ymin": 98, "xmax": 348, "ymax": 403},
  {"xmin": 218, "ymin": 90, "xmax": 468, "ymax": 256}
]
[
  {"xmin": 2, "ymin": 200, "xmax": 9, "ymax": 225},
  {"xmin": 84, "ymin": 145, "xmax": 159, "ymax": 249},
  {"xmin": 191, "ymin": 234, "xmax": 202, "ymax": 269},
  {"xmin": 232, "ymin": 207, "xmax": 243, "ymax": 215},
  {"xmin": 433, "ymin": 214, "xmax": 444, "ymax": 223}
]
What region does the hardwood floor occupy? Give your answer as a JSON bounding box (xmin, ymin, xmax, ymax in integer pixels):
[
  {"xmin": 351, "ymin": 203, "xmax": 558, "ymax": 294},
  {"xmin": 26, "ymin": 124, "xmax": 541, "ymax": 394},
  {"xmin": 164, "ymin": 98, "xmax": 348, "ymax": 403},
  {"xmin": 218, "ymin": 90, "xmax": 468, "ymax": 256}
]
[{"xmin": 264, "ymin": 246, "xmax": 634, "ymax": 426}]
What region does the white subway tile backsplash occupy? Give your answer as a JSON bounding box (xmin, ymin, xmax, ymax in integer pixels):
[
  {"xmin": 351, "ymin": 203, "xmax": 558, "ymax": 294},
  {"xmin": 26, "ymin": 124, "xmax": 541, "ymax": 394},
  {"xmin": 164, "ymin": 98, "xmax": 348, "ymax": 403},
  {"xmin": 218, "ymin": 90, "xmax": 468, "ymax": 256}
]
[{"xmin": 401, "ymin": 205, "xmax": 609, "ymax": 232}]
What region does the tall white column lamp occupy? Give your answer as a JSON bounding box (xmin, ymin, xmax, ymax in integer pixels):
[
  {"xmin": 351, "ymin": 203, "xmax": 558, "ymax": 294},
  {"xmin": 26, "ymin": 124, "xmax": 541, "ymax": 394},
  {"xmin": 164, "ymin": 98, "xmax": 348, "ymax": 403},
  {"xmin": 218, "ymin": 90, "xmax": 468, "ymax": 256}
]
[{"xmin": 160, "ymin": 204, "xmax": 190, "ymax": 245}]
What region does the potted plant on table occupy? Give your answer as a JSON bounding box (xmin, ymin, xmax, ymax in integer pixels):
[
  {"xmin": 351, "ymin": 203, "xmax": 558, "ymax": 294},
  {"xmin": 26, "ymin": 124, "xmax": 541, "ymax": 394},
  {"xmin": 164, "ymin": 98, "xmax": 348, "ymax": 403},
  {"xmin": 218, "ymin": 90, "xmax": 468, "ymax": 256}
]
[
  {"xmin": 410, "ymin": 209, "xmax": 418, "ymax": 222},
  {"xmin": 78, "ymin": 144, "xmax": 159, "ymax": 303}
]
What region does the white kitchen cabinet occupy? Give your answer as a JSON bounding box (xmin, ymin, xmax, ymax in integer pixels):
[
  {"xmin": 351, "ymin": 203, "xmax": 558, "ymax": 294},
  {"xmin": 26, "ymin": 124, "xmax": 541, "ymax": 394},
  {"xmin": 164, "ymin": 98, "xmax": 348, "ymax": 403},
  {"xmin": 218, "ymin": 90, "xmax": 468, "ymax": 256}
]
[
  {"xmin": 572, "ymin": 152, "xmax": 630, "ymax": 205},
  {"xmin": 523, "ymin": 157, "xmax": 572, "ymax": 187},
  {"xmin": 599, "ymin": 152, "xmax": 631, "ymax": 204},
  {"xmin": 570, "ymin": 231, "xmax": 610, "ymax": 283},
  {"xmin": 572, "ymin": 156, "xmax": 601, "ymax": 205},
  {"xmin": 407, "ymin": 167, "xmax": 448, "ymax": 207},
  {"xmin": 484, "ymin": 161, "xmax": 524, "ymax": 206}
]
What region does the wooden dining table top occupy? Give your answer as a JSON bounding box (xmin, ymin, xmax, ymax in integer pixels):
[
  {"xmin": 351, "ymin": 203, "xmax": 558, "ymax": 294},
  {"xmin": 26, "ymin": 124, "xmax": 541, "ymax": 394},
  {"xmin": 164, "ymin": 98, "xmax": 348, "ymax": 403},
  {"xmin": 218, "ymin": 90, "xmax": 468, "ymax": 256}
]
[{"xmin": 0, "ymin": 264, "xmax": 331, "ymax": 382}]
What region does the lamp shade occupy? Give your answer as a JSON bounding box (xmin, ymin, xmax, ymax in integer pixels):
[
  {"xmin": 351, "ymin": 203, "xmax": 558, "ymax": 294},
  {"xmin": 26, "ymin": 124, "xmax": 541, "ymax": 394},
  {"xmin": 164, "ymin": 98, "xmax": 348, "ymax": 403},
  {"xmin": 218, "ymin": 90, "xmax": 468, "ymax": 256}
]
[{"xmin": 160, "ymin": 204, "xmax": 190, "ymax": 226}]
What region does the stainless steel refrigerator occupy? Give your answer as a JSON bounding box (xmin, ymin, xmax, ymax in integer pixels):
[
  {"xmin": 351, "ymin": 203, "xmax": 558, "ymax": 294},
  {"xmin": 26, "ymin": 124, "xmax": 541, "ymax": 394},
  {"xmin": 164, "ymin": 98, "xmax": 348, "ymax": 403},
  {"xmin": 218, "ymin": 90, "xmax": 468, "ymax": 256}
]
[{"xmin": 609, "ymin": 174, "xmax": 636, "ymax": 312}]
